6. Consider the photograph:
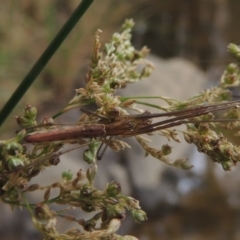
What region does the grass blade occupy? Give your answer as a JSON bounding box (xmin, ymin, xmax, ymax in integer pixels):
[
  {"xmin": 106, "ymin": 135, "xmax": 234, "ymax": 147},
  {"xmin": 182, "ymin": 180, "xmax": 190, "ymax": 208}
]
[{"xmin": 0, "ymin": 0, "xmax": 94, "ymax": 127}]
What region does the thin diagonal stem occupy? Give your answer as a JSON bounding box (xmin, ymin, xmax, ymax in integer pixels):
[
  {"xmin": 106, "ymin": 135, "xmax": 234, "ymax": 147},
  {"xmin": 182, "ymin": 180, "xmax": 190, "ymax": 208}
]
[{"xmin": 0, "ymin": 0, "xmax": 94, "ymax": 127}]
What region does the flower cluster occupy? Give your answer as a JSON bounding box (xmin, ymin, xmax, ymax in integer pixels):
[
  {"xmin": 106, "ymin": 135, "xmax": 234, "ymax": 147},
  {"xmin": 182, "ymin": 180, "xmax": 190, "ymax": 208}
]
[
  {"xmin": 184, "ymin": 123, "xmax": 239, "ymax": 170},
  {"xmin": 63, "ymin": 19, "xmax": 154, "ymax": 118},
  {"xmin": 29, "ymin": 167, "xmax": 146, "ymax": 240},
  {"xmin": 2, "ymin": 19, "xmax": 240, "ymax": 239}
]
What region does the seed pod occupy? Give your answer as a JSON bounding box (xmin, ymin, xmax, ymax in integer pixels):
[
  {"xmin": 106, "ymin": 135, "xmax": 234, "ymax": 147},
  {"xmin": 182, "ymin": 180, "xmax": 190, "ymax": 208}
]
[
  {"xmin": 226, "ymin": 63, "xmax": 237, "ymax": 74},
  {"xmin": 25, "ymin": 184, "xmax": 40, "ymax": 192},
  {"xmin": 81, "ymin": 203, "xmax": 95, "ymax": 213},
  {"xmin": 16, "ymin": 115, "xmax": 36, "ymax": 128},
  {"xmin": 221, "ymin": 161, "xmax": 233, "ymax": 171},
  {"xmin": 44, "ymin": 187, "xmax": 51, "ymax": 201},
  {"xmin": 121, "ymin": 99, "xmax": 136, "ymax": 108},
  {"xmin": 131, "ymin": 209, "xmax": 147, "ymax": 223},
  {"xmin": 106, "ymin": 181, "xmax": 121, "ymax": 197},
  {"xmin": 49, "ymin": 155, "xmax": 60, "ymax": 165},
  {"xmin": 183, "ymin": 133, "xmax": 192, "ymax": 144},
  {"xmin": 228, "ymin": 43, "xmax": 240, "ymax": 60},
  {"xmin": 86, "ymin": 165, "xmax": 97, "ymax": 183},
  {"xmin": 161, "ymin": 144, "xmax": 172, "ymax": 156},
  {"xmin": 24, "ymin": 105, "xmax": 37, "ymax": 119}
]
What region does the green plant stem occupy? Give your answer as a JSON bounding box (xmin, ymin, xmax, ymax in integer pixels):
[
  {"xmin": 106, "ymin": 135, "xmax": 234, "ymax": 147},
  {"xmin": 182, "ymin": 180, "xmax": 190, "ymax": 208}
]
[
  {"xmin": 135, "ymin": 100, "xmax": 167, "ymax": 110},
  {"xmin": 2, "ymin": 197, "xmax": 36, "ymax": 208},
  {"xmin": 121, "ymin": 96, "xmax": 169, "ymax": 110},
  {"xmin": 0, "ymin": 0, "xmax": 94, "ymax": 128}
]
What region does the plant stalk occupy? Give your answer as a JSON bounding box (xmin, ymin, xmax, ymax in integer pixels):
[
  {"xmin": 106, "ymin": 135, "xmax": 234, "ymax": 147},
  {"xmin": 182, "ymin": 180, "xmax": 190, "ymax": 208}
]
[{"xmin": 0, "ymin": 0, "xmax": 94, "ymax": 127}]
